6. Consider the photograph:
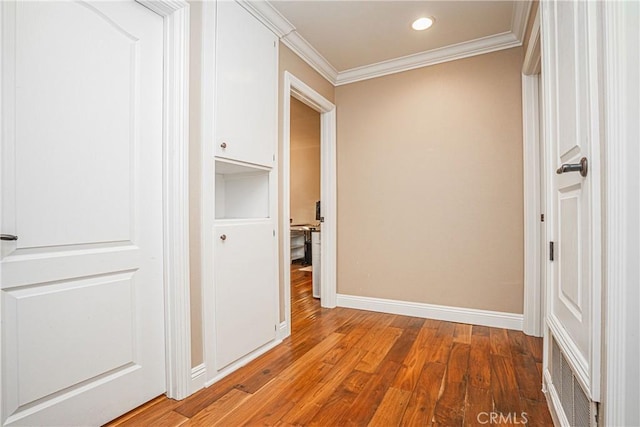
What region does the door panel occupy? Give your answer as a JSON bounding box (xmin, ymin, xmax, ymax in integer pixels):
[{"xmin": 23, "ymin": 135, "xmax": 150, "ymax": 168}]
[
  {"xmin": 6, "ymin": 273, "xmax": 134, "ymax": 405},
  {"xmin": 14, "ymin": 1, "xmax": 136, "ymax": 248},
  {"xmin": 214, "ymin": 221, "xmax": 276, "ymax": 370},
  {"xmin": 1, "ymin": 1, "xmax": 165, "ymax": 425},
  {"xmin": 543, "ymin": 0, "xmax": 601, "ymax": 401}
]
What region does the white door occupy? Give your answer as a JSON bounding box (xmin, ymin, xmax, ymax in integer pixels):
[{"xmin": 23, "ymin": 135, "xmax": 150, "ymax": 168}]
[
  {"xmin": 1, "ymin": 1, "xmax": 165, "ymax": 425},
  {"xmin": 542, "ymin": 0, "xmax": 601, "ymax": 401},
  {"xmin": 213, "ymin": 222, "xmax": 276, "ymax": 369},
  {"xmin": 214, "ymin": 0, "xmax": 277, "ymax": 167}
]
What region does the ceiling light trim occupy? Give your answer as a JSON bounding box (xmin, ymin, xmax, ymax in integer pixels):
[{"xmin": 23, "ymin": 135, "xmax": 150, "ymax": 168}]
[{"xmin": 335, "ymin": 31, "xmax": 521, "ymax": 86}]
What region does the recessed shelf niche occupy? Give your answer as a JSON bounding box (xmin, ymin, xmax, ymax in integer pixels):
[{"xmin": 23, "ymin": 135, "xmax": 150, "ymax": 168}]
[{"xmin": 215, "ymin": 160, "xmax": 270, "ymax": 219}]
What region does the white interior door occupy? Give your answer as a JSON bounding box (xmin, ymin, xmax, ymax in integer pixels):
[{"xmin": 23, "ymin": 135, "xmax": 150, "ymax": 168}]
[
  {"xmin": 542, "ymin": 0, "xmax": 601, "ymax": 401},
  {"xmin": 213, "ymin": 221, "xmax": 276, "ymax": 370},
  {"xmin": 1, "ymin": 1, "xmax": 165, "ymax": 425}
]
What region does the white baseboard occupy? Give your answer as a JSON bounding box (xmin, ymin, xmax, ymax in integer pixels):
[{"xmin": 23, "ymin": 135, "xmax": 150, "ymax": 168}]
[
  {"xmin": 190, "ymin": 363, "xmax": 207, "ymax": 395},
  {"xmin": 336, "ymin": 294, "xmax": 523, "ymax": 331}
]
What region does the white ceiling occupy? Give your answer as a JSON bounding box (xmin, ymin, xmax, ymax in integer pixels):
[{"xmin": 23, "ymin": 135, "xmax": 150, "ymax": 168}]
[
  {"xmin": 270, "ymin": 1, "xmax": 515, "ymax": 72},
  {"xmin": 243, "ymin": 0, "xmax": 531, "ymax": 85}
]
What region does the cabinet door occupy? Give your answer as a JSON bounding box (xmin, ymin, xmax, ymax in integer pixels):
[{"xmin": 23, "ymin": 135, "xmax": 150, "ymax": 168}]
[
  {"xmin": 215, "ymin": 1, "xmax": 277, "ymax": 167},
  {"xmin": 214, "ymin": 222, "xmax": 276, "ymax": 369}
]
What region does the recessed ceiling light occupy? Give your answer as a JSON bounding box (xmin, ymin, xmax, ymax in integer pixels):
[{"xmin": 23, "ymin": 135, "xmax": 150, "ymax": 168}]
[{"xmin": 412, "ymin": 17, "xmax": 434, "ymax": 31}]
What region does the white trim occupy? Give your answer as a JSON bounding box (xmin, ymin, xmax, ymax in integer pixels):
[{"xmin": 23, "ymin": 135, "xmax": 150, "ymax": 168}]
[
  {"xmin": 522, "ymin": 6, "xmax": 541, "ymax": 76},
  {"xmin": 335, "ymin": 32, "xmax": 521, "ymax": 86},
  {"xmin": 199, "ymin": 0, "xmax": 216, "ymax": 398},
  {"xmin": 281, "ymin": 31, "xmax": 339, "ymax": 85},
  {"xmin": 336, "ymin": 294, "xmax": 524, "ymax": 331},
  {"xmin": 543, "ymin": 370, "xmax": 571, "ymax": 427},
  {"xmin": 276, "ymin": 321, "xmax": 287, "ymax": 341},
  {"xmin": 512, "ymin": 1, "xmax": 533, "ymax": 43},
  {"xmin": 282, "ymin": 72, "xmax": 337, "ymax": 340},
  {"xmin": 522, "ymin": 74, "xmax": 543, "ymax": 337},
  {"xmin": 236, "ymin": 0, "xmax": 294, "ymax": 38},
  {"xmin": 140, "ymin": 0, "xmax": 192, "ymax": 401},
  {"xmin": 602, "ymin": 1, "xmax": 640, "ymax": 425},
  {"xmin": 585, "ymin": 2, "xmax": 603, "ymax": 404},
  {"xmin": 190, "ymin": 364, "xmax": 206, "ymax": 395}
]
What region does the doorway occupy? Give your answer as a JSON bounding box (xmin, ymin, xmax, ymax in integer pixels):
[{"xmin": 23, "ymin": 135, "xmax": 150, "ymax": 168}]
[
  {"xmin": 281, "ymin": 72, "xmax": 337, "ymax": 338},
  {"xmin": 289, "ymin": 97, "xmax": 321, "ymax": 309}
]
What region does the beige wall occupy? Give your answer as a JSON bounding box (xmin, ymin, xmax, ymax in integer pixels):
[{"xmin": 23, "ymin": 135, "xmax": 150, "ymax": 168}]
[
  {"xmin": 290, "ymin": 98, "xmax": 321, "ymax": 225},
  {"xmin": 335, "ymin": 47, "xmax": 525, "ymax": 314},
  {"xmin": 188, "ymin": 0, "xmax": 203, "ymax": 368},
  {"xmin": 278, "ymin": 44, "xmax": 335, "ymax": 320}
]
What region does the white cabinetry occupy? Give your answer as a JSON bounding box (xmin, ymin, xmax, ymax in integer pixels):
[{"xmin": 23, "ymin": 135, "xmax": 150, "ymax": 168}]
[
  {"xmin": 213, "ymin": 221, "xmax": 276, "ymax": 369},
  {"xmin": 211, "ymin": 1, "xmax": 278, "ymax": 372},
  {"xmin": 214, "ymin": 0, "xmax": 277, "ymax": 167}
]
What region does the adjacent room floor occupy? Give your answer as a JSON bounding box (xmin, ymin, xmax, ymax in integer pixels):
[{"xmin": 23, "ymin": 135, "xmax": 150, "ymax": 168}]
[{"xmin": 107, "ymin": 265, "xmax": 553, "ymax": 426}]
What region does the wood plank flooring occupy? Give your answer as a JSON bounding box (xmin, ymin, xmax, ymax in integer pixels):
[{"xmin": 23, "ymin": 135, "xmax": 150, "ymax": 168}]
[{"xmin": 107, "ymin": 265, "xmax": 552, "ymax": 426}]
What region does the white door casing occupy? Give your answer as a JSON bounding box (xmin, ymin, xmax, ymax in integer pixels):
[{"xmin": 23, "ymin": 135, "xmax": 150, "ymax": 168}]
[
  {"xmin": 542, "ymin": 0, "xmax": 602, "ymax": 401},
  {"xmin": 0, "ymin": 0, "xmax": 191, "ymax": 424},
  {"xmin": 281, "ymin": 72, "xmax": 337, "ymax": 339},
  {"xmin": 602, "ymin": 1, "xmax": 640, "ymax": 424}
]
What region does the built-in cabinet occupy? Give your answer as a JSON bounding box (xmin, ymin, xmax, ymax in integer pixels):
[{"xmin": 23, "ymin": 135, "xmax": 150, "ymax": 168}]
[
  {"xmin": 214, "ymin": 0, "xmax": 277, "ymax": 168},
  {"xmin": 211, "ymin": 0, "xmax": 278, "ymax": 372},
  {"xmin": 213, "ymin": 221, "xmax": 276, "ymax": 369}
]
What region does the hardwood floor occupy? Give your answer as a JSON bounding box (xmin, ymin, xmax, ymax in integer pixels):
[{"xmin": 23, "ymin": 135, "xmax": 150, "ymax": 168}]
[{"xmin": 107, "ymin": 265, "xmax": 552, "ymax": 426}]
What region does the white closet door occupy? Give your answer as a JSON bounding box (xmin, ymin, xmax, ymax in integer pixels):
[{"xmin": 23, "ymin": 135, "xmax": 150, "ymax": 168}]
[
  {"xmin": 214, "ymin": 0, "xmax": 277, "ymax": 167},
  {"xmin": 542, "ymin": 0, "xmax": 602, "ymax": 401},
  {"xmin": 213, "ymin": 222, "xmax": 276, "ymax": 369},
  {"xmin": 1, "ymin": 1, "xmax": 165, "ymax": 425}
]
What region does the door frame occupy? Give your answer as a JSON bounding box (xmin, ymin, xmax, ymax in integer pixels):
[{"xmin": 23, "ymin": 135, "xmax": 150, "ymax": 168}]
[
  {"xmin": 601, "ymin": 0, "xmax": 640, "ymax": 424},
  {"xmin": 281, "ymin": 71, "xmax": 337, "ymax": 338},
  {"xmin": 522, "ymin": 73, "xmax": 543, "ymax": 337},
  {"xmin": 138, "ymin": 0, "xmax": 193, "ymax": 401},
  {"xmin": 521, "ymin": 5, "xmax": 544, "ymax": 338}
]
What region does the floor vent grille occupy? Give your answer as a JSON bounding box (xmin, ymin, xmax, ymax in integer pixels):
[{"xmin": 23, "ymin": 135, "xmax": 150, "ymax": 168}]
[{"xmin": 550, "ymin": 337, "xmax": 595, "ymax": 426}]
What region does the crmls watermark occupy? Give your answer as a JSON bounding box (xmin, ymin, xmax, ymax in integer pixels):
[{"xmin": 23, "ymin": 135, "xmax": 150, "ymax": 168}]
[{"xmin": 477, "ymin": 412, "xmax": 529, "ymax": 424}]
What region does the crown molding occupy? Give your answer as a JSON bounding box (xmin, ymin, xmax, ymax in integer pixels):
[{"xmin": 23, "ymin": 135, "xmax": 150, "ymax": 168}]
[
  {"xmin": 249, "ymin": 0, "xmax": 530, "ymax": 87},
  {"xmin": 335, "ymin": 31, "xmax": 520, "ymax": 86},
  {"xmin": 512, "ymin": 0, "xmax": 533, "ymax": 42},
  {"xmin": 236, "ymin": 0, "xmax": 294, "ymax": 37},
  {"xmin": 281, "ymin": 31, "xmax": 339, "ymax": 83}
]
